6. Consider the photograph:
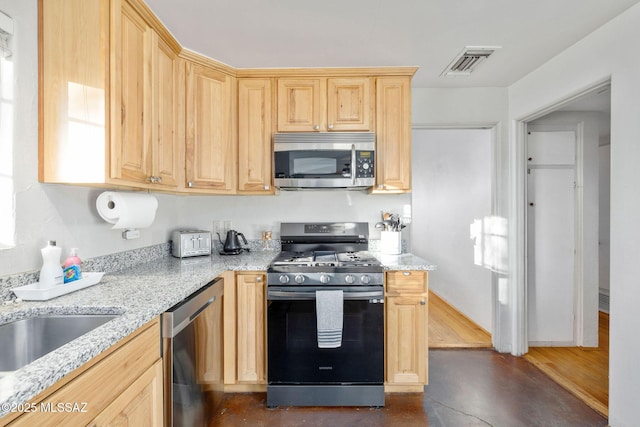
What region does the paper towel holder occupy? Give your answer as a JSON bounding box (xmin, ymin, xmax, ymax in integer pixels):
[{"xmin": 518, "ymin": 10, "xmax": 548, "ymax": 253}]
[
  {"xmin": 122, "ymin": 229, "xmax": 141, "ymax": 240},
  {"xmin": 96, "ymin": 191, "xmax": 158, "ymax": 239}
]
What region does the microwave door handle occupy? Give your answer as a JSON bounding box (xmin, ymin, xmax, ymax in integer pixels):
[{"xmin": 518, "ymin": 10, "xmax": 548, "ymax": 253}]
[{"xmin": 351, "ymin": 144, "xmax": 356, "ymax": 186}]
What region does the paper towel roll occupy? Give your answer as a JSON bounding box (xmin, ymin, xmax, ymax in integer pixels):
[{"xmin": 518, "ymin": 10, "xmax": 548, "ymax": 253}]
[{"xmin": 96, "ymin": 191, "xmax": 158, "ymax": 229}]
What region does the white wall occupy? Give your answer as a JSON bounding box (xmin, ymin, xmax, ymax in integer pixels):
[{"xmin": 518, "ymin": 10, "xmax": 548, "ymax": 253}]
[
  {"xmin": 0, "ymin": 0, "xmax": 409, "ymax": 277},
  {"xmin": 508, "ymin": 4, "xmax": 640, "ymax": 424},
  {"xmin": 412, "ymin": 128, "xmax": 493, "ymax": 332}
]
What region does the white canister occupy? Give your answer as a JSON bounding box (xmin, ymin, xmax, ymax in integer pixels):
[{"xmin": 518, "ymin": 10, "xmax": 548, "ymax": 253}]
[{"xmin": 380, "ymin": 231, "xmax": 402, "ymax": 255}]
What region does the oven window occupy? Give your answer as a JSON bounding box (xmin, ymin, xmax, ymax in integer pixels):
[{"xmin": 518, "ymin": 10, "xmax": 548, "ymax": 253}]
[
  {"xmin": 274, "ymin": 150, "xmax": 351, "ymax": 178},
  {"xmin": 293, "ymin": 157, "xmax": 336, "ymax": 175},
  {"xmin": 267, "ymin": 299, "xmax": 383, "ymax": 384}
]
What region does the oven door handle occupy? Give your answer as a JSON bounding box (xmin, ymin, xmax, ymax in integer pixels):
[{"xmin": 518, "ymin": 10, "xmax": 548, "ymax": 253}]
[{"xmin": 267, "ymin": 289, "xmax": 384, "ymax": 300}]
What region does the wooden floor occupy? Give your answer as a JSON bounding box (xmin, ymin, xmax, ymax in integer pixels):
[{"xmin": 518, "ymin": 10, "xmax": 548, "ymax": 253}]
[
  {"xmin": 428, "ymin": 290, "xmax": 492, "ymax": 348},
  {"xmin": 525, "ymin": 311, "xmax": 610, "ymax": 417},
  {"xmin": 429, "ymin": 290, "xmax": 609, "ymax": 417},
  {"xmin": 210, "ymin": 350, "xmax": 606, "ymax": 426}
]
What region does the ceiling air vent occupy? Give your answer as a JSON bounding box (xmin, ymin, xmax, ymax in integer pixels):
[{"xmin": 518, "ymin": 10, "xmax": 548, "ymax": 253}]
[{"xmin": 441, "ymin": 46, "xmax": 501, "ymax": 77}]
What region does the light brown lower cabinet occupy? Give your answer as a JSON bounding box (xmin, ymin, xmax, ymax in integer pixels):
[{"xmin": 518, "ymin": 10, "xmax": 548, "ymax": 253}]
[
  {"xmin": 88, "ymin": 360, "xmax": 163, "ymax": 427},
  {"xmin": 3, "ymin": 318, "xmax": 162, "ymax": 427},
  {"xmin": 223, "ymin": 271, "xmax": 267, "ymax": 391},
  {"xmin": 385, "ymin": 270, "xmax": 429, "ymax": 392}
]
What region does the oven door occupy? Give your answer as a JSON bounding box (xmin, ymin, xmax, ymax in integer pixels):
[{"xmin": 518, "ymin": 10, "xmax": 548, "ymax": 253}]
[{"xmin": 267, "ymin": 286, "xmax": 384, "ymax": 385}]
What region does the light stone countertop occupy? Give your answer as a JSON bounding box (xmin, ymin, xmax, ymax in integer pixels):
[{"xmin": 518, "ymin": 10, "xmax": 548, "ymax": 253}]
[
  {"xmin": 0, "ymin": 249, "xmax": 434, "ymax": 417},
  {"xmin": 371, "ymin": 251, "xmax": 437, "ymax": 271}
]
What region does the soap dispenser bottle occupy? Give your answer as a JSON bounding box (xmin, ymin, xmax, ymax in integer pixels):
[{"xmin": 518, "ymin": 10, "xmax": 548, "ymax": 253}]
[{"xmin": 39, "ymin": 240, "xmax": 64, "ymax": 287}]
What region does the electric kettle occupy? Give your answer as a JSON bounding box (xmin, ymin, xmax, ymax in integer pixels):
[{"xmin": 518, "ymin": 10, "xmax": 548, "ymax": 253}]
[{"xmin": 217, "ymin": 230, "xmax": 248, "ymax": 255}]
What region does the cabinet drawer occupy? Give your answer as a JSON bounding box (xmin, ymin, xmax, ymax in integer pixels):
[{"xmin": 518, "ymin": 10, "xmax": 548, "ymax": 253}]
[{"xmin": 386, "ymin": 271, "xmax": 427, "ymax": 294}]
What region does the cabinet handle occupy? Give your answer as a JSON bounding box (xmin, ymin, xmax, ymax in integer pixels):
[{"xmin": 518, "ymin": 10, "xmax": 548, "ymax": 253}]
[
  {"xmin": 188, "ymin": 181, "xmax": 194, "ymax": 188},
  {"xmin": 403, "ymin": 271, "xmax": 411, "ymax": 276},
  {"xmin": 420, "ymin": 299, "xmax": 426, "ymax": 305},
  {"xmin": 313, "ymin": 125, "xmax": 320, "ymax": 131},
  {"xmin": 264, "ymin": 185, "xmax": 270, "ymax": 190},
  {"xmin": 328, "ymin": 124, "xmax": 334, "ymax": 130}
]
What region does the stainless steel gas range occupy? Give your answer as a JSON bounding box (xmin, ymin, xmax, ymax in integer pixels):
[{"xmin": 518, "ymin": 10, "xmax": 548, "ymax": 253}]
[{"xmin": 266, "ymin": 222, "xmax": 385, "ymax": 408}]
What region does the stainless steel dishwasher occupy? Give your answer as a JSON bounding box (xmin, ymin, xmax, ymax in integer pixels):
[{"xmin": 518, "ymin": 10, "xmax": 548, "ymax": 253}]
[{"xmin": 162, "ymin": 278, "xmax": 223, "ymax": 427}]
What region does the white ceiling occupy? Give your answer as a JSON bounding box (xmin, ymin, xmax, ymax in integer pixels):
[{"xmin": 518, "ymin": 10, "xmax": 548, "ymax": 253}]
[{"xmin": 144, "ymin": 0, "xmax": 640, "ymax": 88}]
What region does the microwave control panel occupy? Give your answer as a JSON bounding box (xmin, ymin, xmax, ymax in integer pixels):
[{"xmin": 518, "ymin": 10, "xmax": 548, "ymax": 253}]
[{"xmin": 356, "ymin": 151, "xmax": 375, "ymax": 178}]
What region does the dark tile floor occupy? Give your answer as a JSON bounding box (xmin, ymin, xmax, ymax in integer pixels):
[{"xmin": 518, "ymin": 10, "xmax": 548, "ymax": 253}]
[{"xmin": 210, "ymin": 349, "xmax": 607, "ymax": 426}]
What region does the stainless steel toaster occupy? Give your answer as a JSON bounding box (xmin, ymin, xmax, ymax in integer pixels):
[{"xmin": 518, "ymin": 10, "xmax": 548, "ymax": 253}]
[{"xmin": 171, "ymin": 230, "xmax": 212, "ymax": 258}]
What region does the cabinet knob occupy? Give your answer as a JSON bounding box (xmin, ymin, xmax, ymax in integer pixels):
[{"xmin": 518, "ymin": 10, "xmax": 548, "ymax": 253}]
[
  {"xmin": 264, "ymin": 185, "xmax": 270, "ymax": 190},
  {"xmin": 149, "ymin": 176, "xmax": 157, "ymax": 183},
  {"xmin": 378, "ymin": 184, "xmax": 384, "ymax": 189},
  {"xmin": 188, "ymin": 181, "xmax": 194, "ymax": 188},
  {"xmin": 328, "ymin": 124, "xmax": 334, "ymax": 130},
  {"xmin": 313, "ymin": 125, "xmax": 320, "ymax": 131},
  {"xmin": 256, "ymin": 276, "xmax": 262, "ymax": 282},
  {"xmin": 420, "ymin": 299, "xmax": 426, "ymax": 305},
  {"xmin": 403, "ymin": 271, "xmax": 411, "ymax": 276},
  {"xmin": 157, "ymin": 176, "xmax": 162, "ymax": 183}
]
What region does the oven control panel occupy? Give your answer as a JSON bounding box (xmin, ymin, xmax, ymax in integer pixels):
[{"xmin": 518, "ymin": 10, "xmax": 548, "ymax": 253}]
[
  {"xmin": 355, "ymin": 151, "xmax": 374, "ymax": 178},
  {"xmin": 268, "ymin": 272, "xmax": 384, "ymax": 287}
]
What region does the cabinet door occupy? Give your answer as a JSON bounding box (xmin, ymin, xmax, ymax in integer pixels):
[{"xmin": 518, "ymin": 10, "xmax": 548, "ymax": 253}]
[
  {"xmin": 185, "ymin": 62, "xmax": 236, "ymax": 192},
  {"xmin": 89, "ymin": 360, "xmax": 163, "ymax": 427},
  {"xmin": 39, "ymin": 0, "xmax": 109, "ymax": 184},
  {"xmin": 194, "ymin": 286, "xmax": 223, "ymax": 386},
  {"xmin": 238, "ymin": 79, "xmax": 273, "ymax": 193},
  {"xmin": 111, "ymin": 0, "xmax": 152, "ymax": 184},
  {"xmin": 236, "ymin": 273, "xmax": 266, "ymax": 383},
  {"xmin": 277, "ymin": 78, "xmax": 324, "ymax": 132},
  {"xmin": 374, "ymin": 77, "xmax": 412, "ymax": 193},
  {"xmin": 386, "ymin": 295, "xmax": 427, "ymax": 384},
  {"xmin": 150, "ymin": 33, "xmax": 181, "ymax": 188},
  {"xmin": 327, "ymin": 78, "xmax": 372, "ymax": 131}
]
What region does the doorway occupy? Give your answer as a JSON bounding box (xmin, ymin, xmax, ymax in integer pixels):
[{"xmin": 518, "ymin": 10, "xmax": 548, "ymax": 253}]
[
  {"xmin": 411, "ymin": 127, "xmax": 494, "ymax": 342},
  {"xmin": 520, "ymin": 84, "xmax": 611, "ymax": 415}
]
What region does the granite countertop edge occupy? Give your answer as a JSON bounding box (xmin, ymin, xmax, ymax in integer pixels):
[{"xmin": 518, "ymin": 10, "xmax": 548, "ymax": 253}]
[{"xmin": 0, "ymin": 250, "xmax": 435, "ymax": 416}]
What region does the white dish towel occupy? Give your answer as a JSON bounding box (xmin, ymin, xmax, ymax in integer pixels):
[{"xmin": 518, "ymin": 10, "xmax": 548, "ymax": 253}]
[{"xmin": 315, "ymin": 290, "xmax": 344, "ymax": 348}]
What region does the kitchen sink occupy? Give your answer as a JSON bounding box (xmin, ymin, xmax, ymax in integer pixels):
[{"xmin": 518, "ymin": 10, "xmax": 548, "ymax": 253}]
[{"xmin": 0, "ymin": 314, "xmax": 119, "ymax": 376}]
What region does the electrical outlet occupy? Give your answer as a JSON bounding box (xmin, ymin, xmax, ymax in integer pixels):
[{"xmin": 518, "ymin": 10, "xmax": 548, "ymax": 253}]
[
  {"xmin": 212, "ymin": 220, "xmax": 224, "ymax": 237},
  {"xmin": 223, "ymin": 220, "xmax": 232, "ymax": 234}
]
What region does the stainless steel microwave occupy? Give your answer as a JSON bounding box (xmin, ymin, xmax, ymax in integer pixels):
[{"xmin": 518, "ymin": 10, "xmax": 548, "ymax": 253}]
[{"xmin": 273, "ymin": 132, "xmax": 375, "ymax": 189}]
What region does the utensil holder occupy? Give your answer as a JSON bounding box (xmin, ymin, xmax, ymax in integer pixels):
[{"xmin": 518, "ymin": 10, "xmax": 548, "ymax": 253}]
[{"xmin": 381, "ymin": 231, "xmax": 402, "ymax": 255}]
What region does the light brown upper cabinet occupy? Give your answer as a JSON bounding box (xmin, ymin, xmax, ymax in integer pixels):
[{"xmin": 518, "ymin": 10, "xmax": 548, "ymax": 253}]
[
  {"xmin": 111, "ymin": 0, "xmax": 182, "ymax": 188},
  {"xmin": 38, "ymin": 0, "xmax": 182, "ymax": 189},
  {"xmin": 277, "ymin": 77, "xmax": 372, "ymax": 132},
  {"xmin": 184, "ymin": 61, "xmax": 237, "ymax": 193},
  {"xmin": 237, "ymin": 79, "xmax": 274, "ymax": 194},
  {"xmin": 373, "ymin": 76, "xmax": 412, "ymax": 193}
]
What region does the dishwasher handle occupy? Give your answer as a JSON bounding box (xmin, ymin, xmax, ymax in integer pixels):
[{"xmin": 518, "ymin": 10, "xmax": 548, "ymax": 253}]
[{"xmin": 162, "ymin": 277, "xmax": 223, "ymax": 338}]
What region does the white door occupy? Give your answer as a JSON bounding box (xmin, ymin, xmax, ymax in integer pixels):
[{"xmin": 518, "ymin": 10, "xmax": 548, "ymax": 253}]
[{"xmin": 527, "ymin": 129, "xmax": 576, "ymax": 345}]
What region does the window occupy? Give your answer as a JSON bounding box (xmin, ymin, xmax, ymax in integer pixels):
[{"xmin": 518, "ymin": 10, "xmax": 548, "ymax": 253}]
[{"xmin": 0, "ymin": 11, "xmax": 14, "ymax": 249}]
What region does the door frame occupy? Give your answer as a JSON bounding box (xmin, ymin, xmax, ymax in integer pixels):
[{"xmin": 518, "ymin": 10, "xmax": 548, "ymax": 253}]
[{"xmin": 511, "ymin": 79, "xmax": 610, "ymax": 355}]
